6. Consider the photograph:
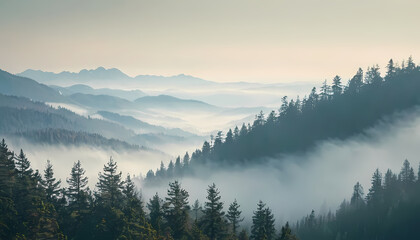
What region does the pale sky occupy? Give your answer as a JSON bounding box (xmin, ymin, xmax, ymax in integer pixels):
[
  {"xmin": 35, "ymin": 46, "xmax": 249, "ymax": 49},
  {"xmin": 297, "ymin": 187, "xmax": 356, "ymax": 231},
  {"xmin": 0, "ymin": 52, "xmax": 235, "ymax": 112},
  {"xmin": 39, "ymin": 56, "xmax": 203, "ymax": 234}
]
[{"xmin": 0, "ymin": 0, "xmax": 419, "ymax": 83}]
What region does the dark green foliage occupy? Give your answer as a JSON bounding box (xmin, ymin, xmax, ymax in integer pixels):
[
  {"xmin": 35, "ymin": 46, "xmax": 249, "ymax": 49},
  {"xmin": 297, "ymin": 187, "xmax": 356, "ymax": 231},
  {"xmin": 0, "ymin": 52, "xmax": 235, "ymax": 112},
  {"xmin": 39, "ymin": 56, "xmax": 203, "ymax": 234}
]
[
  {"xmin": 41, "ymin": 160, "xmax": 62, "ymax": 204},
  {"xmin": 147, "ymin": 193, "xmax": 164, "ymax": 236},
  {"xmin": 251, "ymin": 201, "xmax": 276, "ymax": 240},
  {"xmin": 278, "ymin": 222, "xmax": 298, "ymax": 240},
  {"xmin": 96, "ymin": 157, "xmax": 124, "ymax": 208},
  {"xmin": 295, "ymin": 159, "xmax": 420, "ymax": 240},
  {"xmin": 163, "ymin": 180, "xmax": 190, "ymax": 239},
  {"xmin": 201, "ymin": 183, "xmax": 227, "ymax": 240},
  {"xmin": 227, "ymin": 199, "xmax": 244, "ymax": 237},
  {"xmin": 145, "ymin": 57, "xmax": 420, "ymax": 184}
]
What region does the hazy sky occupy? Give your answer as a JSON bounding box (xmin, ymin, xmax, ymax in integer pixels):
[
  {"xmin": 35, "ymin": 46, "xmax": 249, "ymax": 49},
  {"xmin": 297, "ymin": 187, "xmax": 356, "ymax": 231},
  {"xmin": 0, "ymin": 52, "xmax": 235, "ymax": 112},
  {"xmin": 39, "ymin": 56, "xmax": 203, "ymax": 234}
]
[{"xmin": 1, "ymin": 0, "xmax": 419, "ymax": 83}]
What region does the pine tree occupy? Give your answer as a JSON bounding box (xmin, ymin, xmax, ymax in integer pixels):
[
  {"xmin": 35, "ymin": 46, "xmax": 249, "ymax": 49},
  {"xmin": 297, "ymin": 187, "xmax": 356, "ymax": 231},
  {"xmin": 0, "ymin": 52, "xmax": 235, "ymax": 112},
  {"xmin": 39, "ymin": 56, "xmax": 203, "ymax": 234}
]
[
  {"xmin": 251, "ymin": 200, "xmax": 275, "ymax": 240},
  {"xmin": 167, "ymin": 160, "xmax": 175, "ymax": 179},
  {"xmin": 174, "ymin": 156, "xmax": 182, "ymax": 176},
  {"xmin": 96, "ymin": 157, "xmax": 124, "ymax": 208},
  {"xmin": 164, "ymin": 180, "xmax": 190, "ymax": 239},
  {"xmin": 0, "ymin": 139, "xmax": 18, "ymax": 239},
  {"xmin": 366, "ymin": 169, "xmax": 383, "ymax": 205},
  {"xmin": 41, "ymin": 160, "xmax": 61, "ymax": 204},
  {"xmin": 227, "ymin": 199, "xmax": 244, "ymax": 237},
  {"xmin": 0, "ymin": 139, "xmax": 15, "ymax": 198},
  {"xmin": 66, "ymin": 160, "xmax": 88, "ymax": 211},
  {"xmin": 119, "ymin": 174, "xmax": 156, "ymax": 239},
  {"xmin": 278, "ymin": 222, "xmax": 298, "ymax": 240},
  {"xmin": 320, "ymin": 80, "xmax": 331, "ymax": 101},
  {"xmin": 365, "ymin": 65, "xmax": 382, "ymax": 85},
  {"xmin": 348, "ymin": 68, "xmax": 364, "ymax": 94},
  {"xmin": 233, "ymin": 126, "xmax": 240, "ymax": 140},
  {"xmin": 147, "ymin": 193, "xmax": 164, "ymax": 236},
  {"xmin": 386, "ymin": 59, "xmax": 396, "ymax": 80},
  {"xmin": 331, "ymin": 75, "xmax": 343, "ymax": 96},
  {"xmin": 226, "ymin": 129, "xmax": 234, "ymax": 144},
  {"xmin": 398, "ymin": 159, "xmax": 415, "ymax": 184},
  {"xmin": 202, "ymin": 183, "xmax": 227, "ymax": 240},
  {"xmin": 350, "ymin": 182, "xmax": 364, "ymax": 208},
  {"xmin": 15, "ymin": 149, "xmax": 32, "ymax": 178},
  {"xmin": 183, "ymin": 152, "xmax": 190, "ymax": 172}
]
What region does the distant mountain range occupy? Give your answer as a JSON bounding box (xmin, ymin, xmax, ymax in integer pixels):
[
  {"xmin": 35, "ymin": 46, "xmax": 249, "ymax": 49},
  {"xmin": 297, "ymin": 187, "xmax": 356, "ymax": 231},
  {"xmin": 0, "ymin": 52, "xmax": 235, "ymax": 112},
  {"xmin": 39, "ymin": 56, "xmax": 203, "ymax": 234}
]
[{"xmin": 18, "ymin": 67, "xmax": 215, "ymax": 89}]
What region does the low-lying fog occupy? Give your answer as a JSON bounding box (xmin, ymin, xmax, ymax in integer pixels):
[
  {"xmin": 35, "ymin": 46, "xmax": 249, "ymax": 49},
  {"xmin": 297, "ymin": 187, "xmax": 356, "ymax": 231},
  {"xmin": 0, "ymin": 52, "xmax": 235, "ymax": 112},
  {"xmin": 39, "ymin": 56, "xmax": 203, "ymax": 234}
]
[
  {"xmin": 4, "ymin": 108, "xmax": 420, "ymax": 228},
  {"xmin": 141, "ymin": 108, "xmax": 420, "ymax": 227}
]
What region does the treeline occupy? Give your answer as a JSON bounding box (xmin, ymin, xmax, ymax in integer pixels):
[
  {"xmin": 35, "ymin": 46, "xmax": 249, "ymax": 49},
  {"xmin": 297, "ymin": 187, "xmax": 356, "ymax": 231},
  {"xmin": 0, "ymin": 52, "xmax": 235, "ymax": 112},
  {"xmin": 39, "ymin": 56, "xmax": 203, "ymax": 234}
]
[
  {"xmin": 295, "ymin": 159, "xmax": 420, "ymax": 240},
  {"xmin": 145, "ymin": 57, "xmax": 420, "ymax": 184},
  {"xmin": 0, "ymin": 139, "xmax": 297, "ymax": 240},
  {"xmin": 10, "ymin": 128, "xmax": 143, "ymax": 151}
]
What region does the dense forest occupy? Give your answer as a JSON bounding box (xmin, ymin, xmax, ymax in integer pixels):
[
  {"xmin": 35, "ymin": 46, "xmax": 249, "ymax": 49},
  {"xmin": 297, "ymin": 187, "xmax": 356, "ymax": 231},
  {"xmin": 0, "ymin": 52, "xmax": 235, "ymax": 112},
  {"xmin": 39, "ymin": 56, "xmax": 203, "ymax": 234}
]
[
  {"xmin": 0, "ymin": 139, "xmax": 297, "ymax": 240},
  {"xmin": 144, "ymin": 57, "xmax": 420, "ymax": 184},
  {"xmin": 1, "ymin": 139, "xmax": 420, "ymax": 239}
]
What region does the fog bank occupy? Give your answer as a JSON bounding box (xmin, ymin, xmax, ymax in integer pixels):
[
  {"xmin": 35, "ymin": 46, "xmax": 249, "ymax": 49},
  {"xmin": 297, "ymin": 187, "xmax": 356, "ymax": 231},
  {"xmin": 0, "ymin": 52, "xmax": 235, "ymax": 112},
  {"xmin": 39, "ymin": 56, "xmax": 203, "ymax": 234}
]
[{"xmin": 141, "ymin": 108, "xmax": 420, "ymax": 226}]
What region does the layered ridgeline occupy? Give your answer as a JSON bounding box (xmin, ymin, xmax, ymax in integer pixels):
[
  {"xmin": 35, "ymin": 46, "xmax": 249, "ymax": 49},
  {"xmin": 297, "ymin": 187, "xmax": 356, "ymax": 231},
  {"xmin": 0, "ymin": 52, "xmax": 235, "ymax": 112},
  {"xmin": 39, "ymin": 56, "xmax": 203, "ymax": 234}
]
[
  {"xmin": 0, "ymin": 69, "xmax": 206, "ymax": 151},
  {"xmin": 1, "ymin": 139, "xmax": 419, "ymax": 239},
  {"xmin": 145, "ymin": 57, "xmax": 420, "ymax": 183}
]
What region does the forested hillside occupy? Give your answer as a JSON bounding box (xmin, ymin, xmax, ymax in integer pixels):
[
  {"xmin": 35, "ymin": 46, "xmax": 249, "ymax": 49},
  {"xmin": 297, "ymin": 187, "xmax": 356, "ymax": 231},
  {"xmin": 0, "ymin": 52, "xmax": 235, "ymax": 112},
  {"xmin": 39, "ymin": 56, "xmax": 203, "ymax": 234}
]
[
  {"xmin": 1, "ymin": 139, "xmax": 420, "ymax": 239},
  {"xmin": 145, "ymin": 58, "xmax": 420, "ymax": 183}
]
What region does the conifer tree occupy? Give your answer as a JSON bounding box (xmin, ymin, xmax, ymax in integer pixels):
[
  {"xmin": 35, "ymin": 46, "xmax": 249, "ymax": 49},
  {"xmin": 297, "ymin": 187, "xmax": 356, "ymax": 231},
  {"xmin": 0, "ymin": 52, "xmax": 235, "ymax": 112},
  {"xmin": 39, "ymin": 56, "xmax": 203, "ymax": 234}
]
[
  {"xmin": 366, "ymin": 169, "xmax": 383, "ymax": 205},
  {"xmin": 331, "ymin": 75, "xmax": 343, "ymax": 96},
  {"xmin": 41, "ymin": 160, "xmax": 62, "ymax": 204},
  {"xmin": 0, "ymin": 139, "xmax": 15, "ymax": 198},
  {"xmin": 251, "ymin": 200, "xmax": 276, "ymax": 240},
  {"xmin": 227, "ymin": 199, "xmax": 244, "ymax": 237},
  {"xmin": 278, "ymin": 222, "xmax": 298, "ymax": 240},
  {"xmin": 350, "ymin": 182, "xmax": 364, "ymax": 208},
  {"xmin": 66, "ymin": 160, "xmax": 88, "ymax": 211},
  {"xmin": 202, "ymin": 183, "xmax": 227, "ymax": 240},
  {"xmin": 147, "ymin": 192, "xmax": 164, "ymax": 236},
  {"xmin": 96, "ymin": 157, "xmax": 124, "ymax": 208},
  {"xmin": 164, "ymin": 180, "xmax": 190, "ymax": 239},
  {"xmin": 398, "ymin": 159, "xmax": 415, "ymax": 184},
  {"xmin": 174, "ymin": 156, "xmax": 182, "ymax": 176}
]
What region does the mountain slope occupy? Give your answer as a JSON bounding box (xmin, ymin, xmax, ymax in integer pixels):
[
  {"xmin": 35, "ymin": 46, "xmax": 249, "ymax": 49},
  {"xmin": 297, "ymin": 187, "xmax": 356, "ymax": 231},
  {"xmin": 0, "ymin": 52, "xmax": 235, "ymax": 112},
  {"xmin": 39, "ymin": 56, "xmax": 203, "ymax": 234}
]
[{"xmin": 0, "ymin": 69, "xmax": 63, "ymax": 102}]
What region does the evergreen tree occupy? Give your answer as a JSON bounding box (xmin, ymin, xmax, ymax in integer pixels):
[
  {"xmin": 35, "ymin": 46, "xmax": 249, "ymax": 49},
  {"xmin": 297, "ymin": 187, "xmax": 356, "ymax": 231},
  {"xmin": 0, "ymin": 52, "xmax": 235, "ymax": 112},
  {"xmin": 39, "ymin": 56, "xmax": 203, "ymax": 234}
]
[
  {"xmin": 0, "ymin": 139, "xmax": 15, "ymax": 198},
  {"xmin": 175, "ymin": 156, "xmax": 182, "ymax": 176},
  {"xmin": 227, "ymin": 199, "xmax": 244, "ymax": 237},
  {"xmin": 202, "ymin": 183, "xmax": 227, "ymax": 240},
  {"xmin": 167, "ymin": 160, "xmax": 175, "ymax": 179},
  {"xmin": 66, "ymin": 160, "xmax": 89, "ymax": 211},
  {"xmin": 365, "ymin": 65, "xmax": 382, "ymax": 85},
  {"xmin": 347, "ymin": 68, "xmax": 364, "ymax": 94},
  {"xmin": 164, "ymin": 180, "xmax": 190, "ymax": 239},
  {"xmin": 96, "ymin": 157, "xmax": 124, "ymax": 208},
  {"xmin": 233, "ymin": 126, "xmax": 240, "ymax": 140},
  {"xmin": 183, "ymin": 152, "xmax": 190, "ymax": 172},
  {"xmin": 398, "ymin": 159, "xmax": 415, "ymax": 184},
  {"xmin": 320, "ymin": 80, "xmax": 331, "ymax": 101},
  {"xmin": 147, "ymin": 193, "xmax": 164, "ymax": 236},
  {"xmin": 251, "ymin": 200, "xmax": 275, "ymax": 240},
  {"xmin": 41, "ymin": 160, "xmax": 62, "ymax": 204},
  {"xmin": 331, "ymin": 75, "xmax": 343, "ymax": 96},
  {"xmin": 366, "ymin": 169, "xmax": 383, "ymax": 205},
  {"xmin": 278, "ymin": 222, "xmax": 298, "ymax": 240},
  {"xmin": 0, "ymin": 139, "xmax": 17, "ymax": 239},
  {"xmin": 386, "ymin": 59, "xmax": 396, "ymax": 80},
  {"xmin": 119, "ymin": 174, "xmax": 156, "ymax": 240},
  {"xmin": 350, "ymin": 182, "xmax": 364, "ymax": 208},
  {"xmin": 226, "ymin": 129, "xmax": 234, "ymax": 144}
]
